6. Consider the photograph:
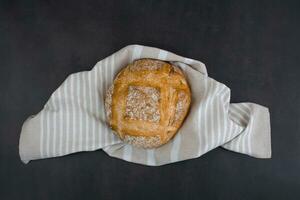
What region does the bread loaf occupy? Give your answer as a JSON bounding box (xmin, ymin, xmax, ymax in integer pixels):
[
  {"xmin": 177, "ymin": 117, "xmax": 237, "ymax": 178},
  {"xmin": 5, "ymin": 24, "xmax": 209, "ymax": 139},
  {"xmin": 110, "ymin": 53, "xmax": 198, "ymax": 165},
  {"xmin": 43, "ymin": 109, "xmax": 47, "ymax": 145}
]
[{"xmin": 105, "ymin": 59, "xmax": 191, "ymax": 148}]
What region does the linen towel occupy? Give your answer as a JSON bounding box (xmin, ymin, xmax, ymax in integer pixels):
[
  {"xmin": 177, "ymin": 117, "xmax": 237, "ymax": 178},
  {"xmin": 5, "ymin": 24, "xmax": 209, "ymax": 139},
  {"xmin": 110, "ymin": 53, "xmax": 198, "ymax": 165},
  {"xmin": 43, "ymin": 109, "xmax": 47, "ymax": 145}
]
[{"xmin": 19, "ymin": 45, "xmax": 271, "ymax": 166}]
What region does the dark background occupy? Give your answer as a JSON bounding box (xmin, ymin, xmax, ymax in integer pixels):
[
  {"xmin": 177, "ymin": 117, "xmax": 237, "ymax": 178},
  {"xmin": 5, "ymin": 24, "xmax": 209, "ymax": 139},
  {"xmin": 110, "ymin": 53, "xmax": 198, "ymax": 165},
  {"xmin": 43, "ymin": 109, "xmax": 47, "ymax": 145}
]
[{"xmin": 1, "ymin": 0, "xmax": 300, "ymax": 199}]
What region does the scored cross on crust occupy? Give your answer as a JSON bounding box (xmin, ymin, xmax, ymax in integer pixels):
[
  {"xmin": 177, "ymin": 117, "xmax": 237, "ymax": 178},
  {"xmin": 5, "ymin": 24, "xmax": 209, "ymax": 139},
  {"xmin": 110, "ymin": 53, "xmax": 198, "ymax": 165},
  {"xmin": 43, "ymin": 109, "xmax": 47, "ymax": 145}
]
[{"xmin": 105, "ymin": 59, "xmax": 191, "ymax": 148}]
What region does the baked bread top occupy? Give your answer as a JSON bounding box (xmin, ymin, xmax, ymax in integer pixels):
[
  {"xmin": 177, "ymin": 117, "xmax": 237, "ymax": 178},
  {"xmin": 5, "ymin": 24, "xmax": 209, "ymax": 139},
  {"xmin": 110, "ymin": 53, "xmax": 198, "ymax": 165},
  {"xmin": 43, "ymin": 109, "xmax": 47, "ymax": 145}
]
[{"xmin": 105, "ymin": 58, "xmax": 191, "ymax": 148}]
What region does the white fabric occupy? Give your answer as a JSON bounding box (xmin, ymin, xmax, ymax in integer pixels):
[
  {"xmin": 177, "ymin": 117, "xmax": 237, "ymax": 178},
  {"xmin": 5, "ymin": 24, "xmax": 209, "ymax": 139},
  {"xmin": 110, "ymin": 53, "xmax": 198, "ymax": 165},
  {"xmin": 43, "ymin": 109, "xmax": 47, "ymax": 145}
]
[{"xmin": 19, "ymin": 45, "xmax": 271, "ymax": 166}]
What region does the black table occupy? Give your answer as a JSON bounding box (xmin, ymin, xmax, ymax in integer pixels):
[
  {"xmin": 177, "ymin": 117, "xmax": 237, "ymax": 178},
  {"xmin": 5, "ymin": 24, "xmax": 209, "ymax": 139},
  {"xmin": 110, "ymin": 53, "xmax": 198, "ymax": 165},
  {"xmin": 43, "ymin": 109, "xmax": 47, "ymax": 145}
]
[{"xmin": 1, "ymin": 1, "xmax": 300, "ymax": 199}]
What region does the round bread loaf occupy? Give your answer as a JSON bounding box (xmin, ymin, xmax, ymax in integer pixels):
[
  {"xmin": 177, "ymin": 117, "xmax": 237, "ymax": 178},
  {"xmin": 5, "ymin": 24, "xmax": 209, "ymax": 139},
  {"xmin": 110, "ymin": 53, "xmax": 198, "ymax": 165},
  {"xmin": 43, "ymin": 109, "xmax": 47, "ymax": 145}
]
[{"xmin": 104, "ymin": 58, "xmax": 191, "ymax": 148}]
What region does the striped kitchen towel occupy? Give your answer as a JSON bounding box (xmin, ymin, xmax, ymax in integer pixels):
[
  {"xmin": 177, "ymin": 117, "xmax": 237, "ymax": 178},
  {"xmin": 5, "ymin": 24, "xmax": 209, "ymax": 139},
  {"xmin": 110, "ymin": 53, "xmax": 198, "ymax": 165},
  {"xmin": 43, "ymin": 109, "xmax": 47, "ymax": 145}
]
[{"xmin": 19, "ymin": 45, "xmax": 271, "ymax": 166}]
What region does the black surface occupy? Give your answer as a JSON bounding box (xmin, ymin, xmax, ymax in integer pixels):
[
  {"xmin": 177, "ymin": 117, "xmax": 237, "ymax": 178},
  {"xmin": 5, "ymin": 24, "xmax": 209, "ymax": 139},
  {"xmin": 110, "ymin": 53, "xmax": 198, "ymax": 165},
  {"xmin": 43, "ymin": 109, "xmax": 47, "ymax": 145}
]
[{"xmin": 1, "ymin": 0, "xmax": 300, "ymax": 199}]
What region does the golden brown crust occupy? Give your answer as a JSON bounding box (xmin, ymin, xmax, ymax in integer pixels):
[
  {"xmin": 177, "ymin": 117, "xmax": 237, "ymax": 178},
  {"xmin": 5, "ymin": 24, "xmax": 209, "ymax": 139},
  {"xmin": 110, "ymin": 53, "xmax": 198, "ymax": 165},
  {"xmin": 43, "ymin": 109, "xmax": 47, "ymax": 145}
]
[{"xmin": 105, "ymin": 58, "xmax": 191, "ymax": 148}]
